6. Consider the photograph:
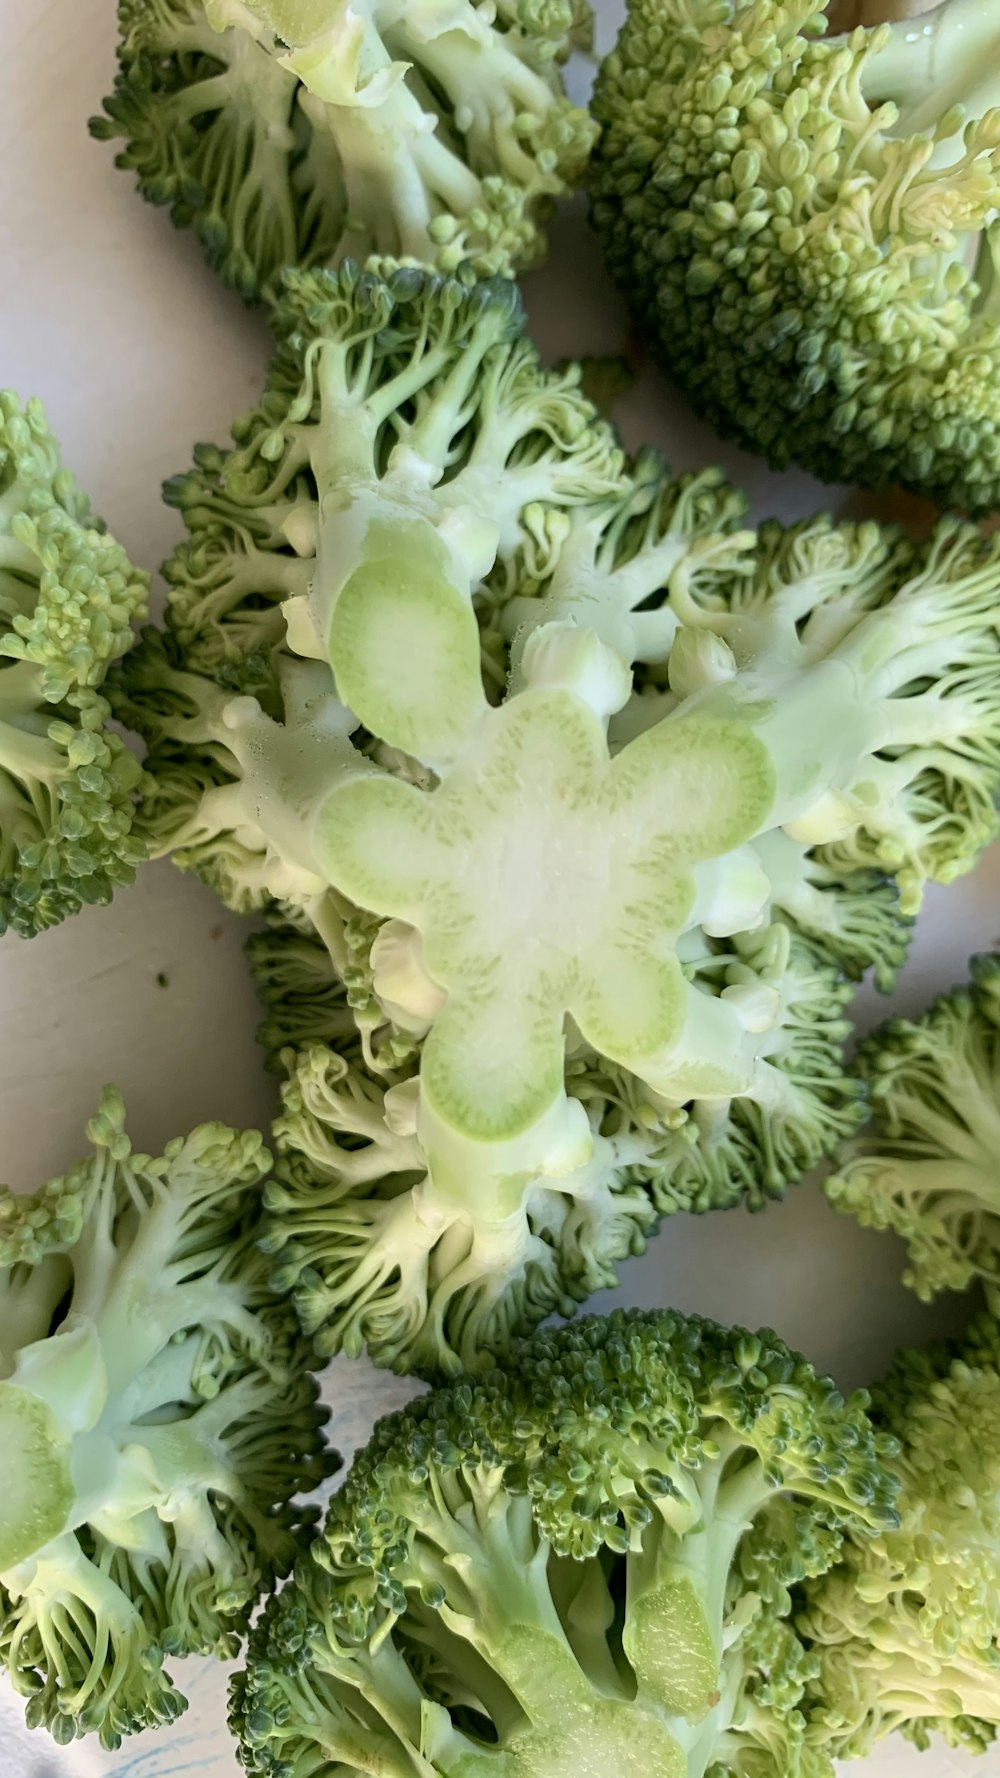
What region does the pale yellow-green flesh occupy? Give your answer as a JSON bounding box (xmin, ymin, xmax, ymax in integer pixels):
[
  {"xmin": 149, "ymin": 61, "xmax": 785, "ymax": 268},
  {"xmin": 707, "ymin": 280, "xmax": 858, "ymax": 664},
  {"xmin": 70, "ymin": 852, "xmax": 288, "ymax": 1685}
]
[
  {"xmin": 316, "ymin": 685, "xmax": 775, "ymax": 1143},
  {"xmin": 0, "ymin": 1383, "xmax": 74, "ymax": 1571}
]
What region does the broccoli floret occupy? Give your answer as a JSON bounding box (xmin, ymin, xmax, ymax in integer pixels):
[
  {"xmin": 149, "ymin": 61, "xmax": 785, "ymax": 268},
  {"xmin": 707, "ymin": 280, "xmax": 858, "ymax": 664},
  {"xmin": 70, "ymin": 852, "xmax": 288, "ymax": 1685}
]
[
  {"xmin": 651, "ymin": 918, "xmax": 866, "ymax": 1213},
  {"xmin": 0, "ymin": 393, "xmax": 149, "ymax": 936},
  {"xmin": 591, "ymin": 0, "xmax": 1000, "ymax": 514},
  {"xmin": 140, "ymin": 259, "xmax": 625, "ymax": 682},
  {"xmin": 263, "ymin": 1035, "xmax": 669, "ymax": 1374},
  {"xmin": 826, "ymin": 952, "xmax": 1000, "ymax": 1304},
  {"xmin": 92, "ymin": 0, "xmax": 597, "ymax": 299},
  {"xmin": 247, "ymin": 903, "xmax": 863, "ymax": 1375},
  {"xmin": 0, "ymin": 1090, "xmax": 336, "ymax": 1749},
  {"xmin": 246, "ymin": 905, "xmax": 367, "ymax": 1068},
  {"xmin": 115, "ymin": 259, "xmax": 1000, "ymax": 1372},
  {"xmin": 231, "ymin": 1309, "xmax": 897, "ymax": 1778},
  {"xmin": 799, "ymin": 1312, "xmax": 1000, "ymax": 1759}
]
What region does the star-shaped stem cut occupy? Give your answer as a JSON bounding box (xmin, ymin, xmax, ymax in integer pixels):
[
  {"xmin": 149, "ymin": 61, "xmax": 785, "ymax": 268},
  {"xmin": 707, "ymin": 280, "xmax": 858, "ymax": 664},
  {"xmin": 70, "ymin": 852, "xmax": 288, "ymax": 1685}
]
[{"xmin": 316, "ymin": 687, "xmax": 775, "ymax": 1150}]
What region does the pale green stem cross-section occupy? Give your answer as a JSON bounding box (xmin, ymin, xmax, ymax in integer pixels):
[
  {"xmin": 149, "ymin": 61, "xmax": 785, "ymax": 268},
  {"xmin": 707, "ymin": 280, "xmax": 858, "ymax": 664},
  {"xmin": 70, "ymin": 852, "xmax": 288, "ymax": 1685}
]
[{"xmin": 315, "ymin": 685, "xmax": 775, "ymax": 1210}]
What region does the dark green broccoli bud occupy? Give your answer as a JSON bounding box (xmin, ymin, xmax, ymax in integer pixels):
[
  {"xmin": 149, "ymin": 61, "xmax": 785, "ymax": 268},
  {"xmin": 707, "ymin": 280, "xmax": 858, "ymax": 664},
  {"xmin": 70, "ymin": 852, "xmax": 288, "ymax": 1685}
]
[
  {"xmin": 591, "ymin": 0, "xmax": 1000, "ymax": 514},
  {"xmin": 0, "ymin": 1090, "xmax": 337, "ymax": 1749},
  {"xmin": 827, "ymin": 952, "xmax": 1000, "ymax": 1303},
  {"xmin": 800, "ymin": 1312, "xmax": 1000, "ymax": 1760},
  {"xmin": 231, "ymin": 1309, "xmax": 897, "ymax": 1778},
  {"xmin": 92, "ymin": 0, "xmax": 597, "ymax": 300},
  {"xmin": 0, "ymin": 393, "xmax": 150, "ymax": 936}
]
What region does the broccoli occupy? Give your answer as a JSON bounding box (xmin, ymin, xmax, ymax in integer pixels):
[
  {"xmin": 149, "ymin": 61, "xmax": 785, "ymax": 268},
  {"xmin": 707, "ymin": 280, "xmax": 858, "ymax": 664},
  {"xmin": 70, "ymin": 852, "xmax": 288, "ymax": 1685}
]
[
  {"xmin": 826, "ymin": 952, "xmax": 1000, "ymax": 1305},
  {"xmin": 590, "ymin": 0, "xmax": 1000, "ymax": 514},
  {"xmin": 799, "ymin": 1312, "xmax": 1000, "ymax": 1759},
  {"xmin": 114, "ymin": 258, "xmax": 1000, "ymax": 1374},
  {"xmin": 246, "ymin": 905, "xmax": 364, "ymax": 1068},
  {"xmin": 230, "ymin": 1309, "xmax": 898, "ymax": 1778},
  {"xmin": 261, "ymin": 916, "xmax": 864, "ymax": 1376},
  {"xmin": 0, "ymin": 1089, "xmax": 336, "ymax": 1749},
  {"xmin": 0, "ymin": 392, "xmax": 149, "ymax": 937},
  {"xmin": 92, "ymin": 0, "xmax": 597, "ymax": 301}
]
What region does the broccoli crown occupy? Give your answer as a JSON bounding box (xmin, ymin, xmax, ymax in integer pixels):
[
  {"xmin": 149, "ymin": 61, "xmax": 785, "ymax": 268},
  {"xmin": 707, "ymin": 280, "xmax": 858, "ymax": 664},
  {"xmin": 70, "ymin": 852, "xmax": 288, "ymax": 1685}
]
[
  {"xmin": 115, "ymin": 257, "xmax": 1000, "ymax": 1374},
  {"xmin": 232, "ymin": 1309, "xmax": 897, "ymax": 1778},
  {"xmin": 826, "ymin": 951, "xmax": 1000, "ymax": 1303},
  {"xmin": 0, "ymin": 1090, "xmax": 336, "ymax": 1749},
  {"xmin": 92, "ymin": 0, "xmax": 596, "ymax": 300},
  {"xmin": 590, "ymin": 0, "xmax": 1000, "ymax": 513},
  {"xmin": 0, "ymin": 393, "xmax": 150, "ymax": 936},
  {"xmin": 253, "ymin": 910, "xmax": 864, "ymax": 1377},
  {"xmin": 799, "ymin": 1312, "xmax": 1000, "ymax": 1760}
]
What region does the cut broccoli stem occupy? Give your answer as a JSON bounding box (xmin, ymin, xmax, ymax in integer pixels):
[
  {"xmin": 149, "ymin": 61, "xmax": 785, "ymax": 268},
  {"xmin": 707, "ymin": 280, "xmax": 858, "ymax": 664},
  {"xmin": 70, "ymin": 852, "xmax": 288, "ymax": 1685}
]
[
  {"xmin": 311, "ymin": 91, "xmax": 482, "ymax": 263},
  {"xmin": 0, "ymin": 714, "xmax": 67, "ymax": 788},
  {"xmin": 374, "ymin": 1450, "xmax": 759, "ymax": 1775},
  {"xmin": 0, "ymin": 1092, "xmax": 337, "ymax": 1748},
  {"xmin": 857, "ymin": 0, "xmax": 1000, "ymax": 121}
]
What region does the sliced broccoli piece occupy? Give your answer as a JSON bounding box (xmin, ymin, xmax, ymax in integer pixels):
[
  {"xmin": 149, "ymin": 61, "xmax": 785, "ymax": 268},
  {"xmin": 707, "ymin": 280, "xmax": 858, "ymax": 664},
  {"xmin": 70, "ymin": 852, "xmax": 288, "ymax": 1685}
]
[
  {"xmin": 0, "ymin": 393, "xmax": 149, "ymax": 936},
  {"xmin": 149, "ymin": 261, "xmax": 625, "ymax": 680},
  {"xmin": 93, "ymin": 0, "xmax": 597, "ymax": 299},
  {"xmin": 263, "ymin": 1034, "xmax": 667, "ymax": 1374},
  {"xmin": 232, "ymin": 1309, "xmax": 897, "ymax": 1778},
  {"xmin": 117, "ymin": 260, "xmax": 1000, "ymax": 1371},
  {"xmin": 0, "ymin": 1091, "xmax": 336, "ymax": 1749},
  {"xmin": 799, "ymin": 1312, "xmax": 1000, "ymax": 1760},
  {"xmin": 591, "ymin": 0, "xmax": 1000, "ymax": 514},
  {"xmin": 826, "ymin": 952, "xmax": 1000, "ymax": 1303},
  {"xmin": 252, "ymin": 902, "xmax": 863, "ymax": 1375},
  {"xmin": 91, "ymin": 0, "xmax": 339, "ymax": 302}
]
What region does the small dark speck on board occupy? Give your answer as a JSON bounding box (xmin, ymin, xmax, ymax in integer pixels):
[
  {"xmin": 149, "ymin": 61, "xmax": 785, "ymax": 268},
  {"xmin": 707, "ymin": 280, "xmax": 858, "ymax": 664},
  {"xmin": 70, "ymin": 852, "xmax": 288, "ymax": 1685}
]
[
  {"xmin": 210, "ymin": 924, "xmax": 224, "ymax": 942},
  {"xmin": 156, "ymin": 971, "xmax": 169, "ymax": 989}
]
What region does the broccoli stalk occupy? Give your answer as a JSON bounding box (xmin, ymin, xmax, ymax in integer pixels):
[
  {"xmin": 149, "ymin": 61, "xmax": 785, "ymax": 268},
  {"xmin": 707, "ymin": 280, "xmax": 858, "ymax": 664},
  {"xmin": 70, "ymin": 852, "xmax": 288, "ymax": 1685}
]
[
  {"xmin": 256, "ymin": 915, "xmax": 861, "ymax": 1376},
  {"xmin": 92, "ymin": 0, "xmax": 335, "ymax": 303},
  {"xmin": 264, "ymin": 1037, "xmax": 662, "ymax": 1372},
  {"xmin": 231, "ymin": 1310, "xmax": 898, "ymax": 1778},
  {"xmin": 799, "ymin": 1313, "xmax": 1000, "ymax": 1759},
  {"xmin": 115, "ymin": 261, "xmax": 1000, "ymax": 1374},
  {"xmin": 858, "ymin": 0, "xmax": 1000, "ymax": 128},
  {"xmin": 591, "ymin": 0, "xmax": 1000, "ymax": 512},
  {"xmin": 93, "ymin": 0, "xmax": 596, "ymax": 300},
  {"xmin": 0, "ymin": 1091, "xmax": 335, "ymax": 1748},
  {"xmin": 0, "ymin": 393, "xmax": 149, "ymax": 935},
  {"xmin": 306, "ymin": 511, "xmax": 1000, "ymax": 1213},
  {"xmin": 826, "ymin": 952, "xmax": 1000, "ymax": 1303}
]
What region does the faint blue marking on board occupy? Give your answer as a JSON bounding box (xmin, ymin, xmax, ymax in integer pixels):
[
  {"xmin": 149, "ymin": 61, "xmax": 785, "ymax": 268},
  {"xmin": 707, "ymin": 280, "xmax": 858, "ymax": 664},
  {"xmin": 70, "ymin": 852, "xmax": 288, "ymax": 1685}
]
[{"xmin": 107, "ymin": 1727, "xmax": 223, "ymax": 1778}]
